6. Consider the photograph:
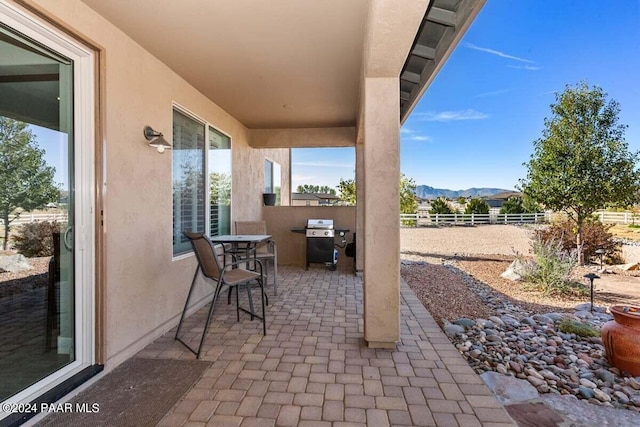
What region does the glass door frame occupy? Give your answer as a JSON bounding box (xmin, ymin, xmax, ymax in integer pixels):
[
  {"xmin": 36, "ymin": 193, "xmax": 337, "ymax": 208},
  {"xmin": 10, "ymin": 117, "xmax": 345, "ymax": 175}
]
[{"xmin": 0, "ymin": 0, "xmax": 96, "ymax": 410}]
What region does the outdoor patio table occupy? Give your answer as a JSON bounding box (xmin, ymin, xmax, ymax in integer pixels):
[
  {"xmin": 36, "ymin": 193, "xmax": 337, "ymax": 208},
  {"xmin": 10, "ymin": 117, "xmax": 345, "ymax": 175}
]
[
  {"xmin": 209, "ymin": 234, "xmax": 272, "ymax": 310},
  {"xmin": 209, "ymin": 234, "xmax": 271, "ymax": 269}
]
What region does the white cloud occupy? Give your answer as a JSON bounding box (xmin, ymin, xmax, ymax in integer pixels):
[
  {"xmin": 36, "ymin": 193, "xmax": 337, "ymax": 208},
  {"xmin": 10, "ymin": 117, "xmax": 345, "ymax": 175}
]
[
  {"xmin": 417, "ymin": 109, "xmax": 489, "ymax": 122},
  {"xmin": 474, "ymin": 88, "xmax": 512, "ymax": 98},
  {"xmin": 292, "ymin": 174, "xmax": 317, "ymax": 182},
  {"xmin": 292, "ymin": 161, "xmax": 353, "ymax": 168},
  {"xmin": 400, "ymin": 127, "xmax": 414, "ymax": 134},
  {"xmin": 410, "ymin": 135, "xmax": 431, "ymax": 142},
  {"xmin": 464, "ymin": 42, "xmax": 533, "ymax": 63},
  {"xmin": 508, "ymin": 65, "xmax": 543, "ymax": 71}
]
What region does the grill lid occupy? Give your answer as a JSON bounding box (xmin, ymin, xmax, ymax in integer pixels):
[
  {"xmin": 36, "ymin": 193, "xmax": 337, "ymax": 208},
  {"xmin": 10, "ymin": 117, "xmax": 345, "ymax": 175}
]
[{"xmin": 307, "ymin": 219, "xmax": 334, "ymax": 229}]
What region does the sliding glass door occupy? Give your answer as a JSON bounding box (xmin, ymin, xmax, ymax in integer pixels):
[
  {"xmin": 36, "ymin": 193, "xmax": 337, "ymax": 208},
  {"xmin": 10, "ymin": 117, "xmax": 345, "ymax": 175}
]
[{"xmin": 0, "ymin": 0, "xmax": 94, "ymax": 411}]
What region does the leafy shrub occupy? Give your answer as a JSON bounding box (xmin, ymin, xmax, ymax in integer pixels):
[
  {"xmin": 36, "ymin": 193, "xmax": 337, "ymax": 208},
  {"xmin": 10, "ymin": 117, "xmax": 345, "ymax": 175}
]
[
  {"xmin": 558, "ymin": 318, "xmax": 600, "ymax": 337},
  {"xmin": 499, "ymin": 197, "xmax": 524, "ymax": 214},
  {"xmin": 13, "ymin": 221, "xmax": 64, "ymax": 257},
  {"xmin": 520, "ymin": 236, "xmax": 586, "ymax": 296},
  {"xmin": 429, "ymin": 197, "xmax": 454, "ymax": 215},
  {"xmin": 464, "ymin": 198, "xmax": 489, "ymax": 215},
  {"xmin": 534, "ymin": 217, "xmax": 622, "ymax": 264}
]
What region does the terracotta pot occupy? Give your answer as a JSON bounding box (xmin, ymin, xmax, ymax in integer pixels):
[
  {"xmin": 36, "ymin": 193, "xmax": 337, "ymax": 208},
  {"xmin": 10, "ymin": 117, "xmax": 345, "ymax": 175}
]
[{"xmin": 601, "ymin": 305, "xmax": 640, "ymax": 376}]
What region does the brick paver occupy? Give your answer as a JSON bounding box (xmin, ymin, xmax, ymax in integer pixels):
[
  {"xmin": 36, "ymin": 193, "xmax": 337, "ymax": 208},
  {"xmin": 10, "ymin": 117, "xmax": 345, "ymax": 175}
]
[{"xmin": 140, "ymin": 264, "xmax": 515, "ymax": 426}]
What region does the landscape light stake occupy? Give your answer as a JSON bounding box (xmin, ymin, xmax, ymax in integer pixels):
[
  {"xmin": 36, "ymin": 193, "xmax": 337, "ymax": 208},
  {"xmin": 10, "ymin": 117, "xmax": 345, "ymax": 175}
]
[
  {"xmin": 583, "ymin": 273, "xmax": 600, "ymax": 313},
  {"xmin": 595, "ymin": 248, "xmax": 605, "ymax": 271}
]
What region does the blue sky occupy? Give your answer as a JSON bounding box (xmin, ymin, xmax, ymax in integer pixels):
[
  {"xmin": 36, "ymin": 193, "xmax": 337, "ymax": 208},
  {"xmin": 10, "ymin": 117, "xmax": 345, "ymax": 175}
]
[{"xmin": 293, "ymin": 0, "xmax": 640, "ymax": 192}]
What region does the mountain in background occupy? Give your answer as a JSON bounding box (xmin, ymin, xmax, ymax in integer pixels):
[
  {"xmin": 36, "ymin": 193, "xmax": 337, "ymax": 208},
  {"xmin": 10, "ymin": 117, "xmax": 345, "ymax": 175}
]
[{"xmin": 414, "ymin": 185, "xmax": 512, "ymax": 200}]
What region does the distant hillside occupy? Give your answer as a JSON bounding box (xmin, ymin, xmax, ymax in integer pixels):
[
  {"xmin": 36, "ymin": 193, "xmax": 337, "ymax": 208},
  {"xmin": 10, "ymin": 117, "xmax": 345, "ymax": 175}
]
[{"xmin": 414, "ymin": 185, "xmax": 512, "ymax": 200}]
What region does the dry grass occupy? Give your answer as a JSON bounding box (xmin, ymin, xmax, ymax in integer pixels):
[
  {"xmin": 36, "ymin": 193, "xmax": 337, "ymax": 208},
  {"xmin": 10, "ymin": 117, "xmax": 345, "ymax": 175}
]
[{"xmin": 610, "ymin": 223, "xmax": 640, "ymax": 242}]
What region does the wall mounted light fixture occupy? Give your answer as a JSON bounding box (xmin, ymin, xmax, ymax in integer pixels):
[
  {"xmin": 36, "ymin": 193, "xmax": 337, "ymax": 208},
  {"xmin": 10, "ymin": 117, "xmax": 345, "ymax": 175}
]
[{"xmin": 143, "ymin": 125, "xmax": 172, "ymax": 153}]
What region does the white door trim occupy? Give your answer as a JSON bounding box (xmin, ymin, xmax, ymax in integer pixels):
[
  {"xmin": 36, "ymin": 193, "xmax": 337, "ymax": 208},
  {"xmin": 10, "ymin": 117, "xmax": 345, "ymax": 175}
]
[{"xmin": 0, "ymin": 0, "xmax": 96, "ymax": 412}]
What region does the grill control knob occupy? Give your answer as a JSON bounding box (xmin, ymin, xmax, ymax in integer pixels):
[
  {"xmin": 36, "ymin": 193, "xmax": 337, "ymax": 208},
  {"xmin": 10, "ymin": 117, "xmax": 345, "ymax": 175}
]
[{"xmin": 324, "ymin": 231, "xmax": 329, "ymax": 236}]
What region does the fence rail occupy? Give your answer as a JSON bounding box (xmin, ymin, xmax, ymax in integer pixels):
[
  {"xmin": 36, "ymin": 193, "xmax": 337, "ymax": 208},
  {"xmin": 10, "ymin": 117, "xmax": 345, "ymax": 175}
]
[
  {"xmin": 592, "ymin": 210, "xmax": 640, "ymax": 225},
  {"xmin": 0, "ymin": 212, "xmax": 68, "ymax": 226},
  {"xmin": 400, "ymin": 212, "xmax": 550, "ymax": 227}
]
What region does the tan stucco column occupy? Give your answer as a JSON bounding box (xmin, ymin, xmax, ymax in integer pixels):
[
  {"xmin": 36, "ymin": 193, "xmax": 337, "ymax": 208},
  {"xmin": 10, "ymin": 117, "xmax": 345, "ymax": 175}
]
[
  {"xmin": 355, "ymin": 139, "xmax": 364, "ymax": 274},
  {"xmin": 362, "ymin": 77, "xmax": 400, "ymax": 348}
]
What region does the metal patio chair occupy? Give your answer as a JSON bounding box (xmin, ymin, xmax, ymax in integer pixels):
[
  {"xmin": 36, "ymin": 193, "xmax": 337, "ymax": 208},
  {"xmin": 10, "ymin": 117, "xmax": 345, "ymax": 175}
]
[
  {"xmin": 176, "ymin": 232, "xmax": 266, "ymax": 358},
  {"xmin": 234, "ymin": 220, "xmax": 278, "ymax": 295}
]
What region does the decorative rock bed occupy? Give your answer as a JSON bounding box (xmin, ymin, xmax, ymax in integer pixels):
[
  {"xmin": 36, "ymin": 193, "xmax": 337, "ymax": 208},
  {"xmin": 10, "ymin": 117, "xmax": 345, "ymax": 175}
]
[{"xmin": 442, "ymin": 262, "xmax": 640, "ymax": 412}]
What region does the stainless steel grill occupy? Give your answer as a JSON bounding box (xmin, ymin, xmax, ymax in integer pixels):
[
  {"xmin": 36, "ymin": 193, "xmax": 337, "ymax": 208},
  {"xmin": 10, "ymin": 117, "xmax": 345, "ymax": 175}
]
[
  {"xmin": 305, "ymin": 219, "xmax": 335, "ymax": 237},
  {"xmin": 305, "ymin": 219, "xmax": 337, "ymax": 270}
]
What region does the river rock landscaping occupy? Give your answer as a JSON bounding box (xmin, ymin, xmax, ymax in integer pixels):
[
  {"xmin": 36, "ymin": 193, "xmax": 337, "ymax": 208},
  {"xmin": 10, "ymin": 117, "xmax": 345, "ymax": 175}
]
[
  {"xmin": 400, "ymin": 225, "xmax": 640, "ymax": 415},
  {"xmin": 404, "ymin": 258, "xmax": 640, "ymax": 413}
]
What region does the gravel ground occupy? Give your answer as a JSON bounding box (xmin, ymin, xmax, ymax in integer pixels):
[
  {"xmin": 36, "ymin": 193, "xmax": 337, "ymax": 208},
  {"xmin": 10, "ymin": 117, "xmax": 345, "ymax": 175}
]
[
  {"xmin": 400, "ymin": 224, "xmax": 640, "ymax": 325},
  {"xmin": 0, "ymin": 256, "xmax": 50, "ymax": 298},
  {"xmin": 401, "ymin": 224, "xmax": 536, "ymax": 260}
]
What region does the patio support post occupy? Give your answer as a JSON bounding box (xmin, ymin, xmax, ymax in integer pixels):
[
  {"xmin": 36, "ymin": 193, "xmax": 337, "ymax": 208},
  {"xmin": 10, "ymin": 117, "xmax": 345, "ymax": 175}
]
[
  {"xmin": 362, "ymin": 76, "xmax": 400, "ymax": 348},
  {"xmin": 355, "ymin": 139, "xmax": 365, "ymax": 274}
]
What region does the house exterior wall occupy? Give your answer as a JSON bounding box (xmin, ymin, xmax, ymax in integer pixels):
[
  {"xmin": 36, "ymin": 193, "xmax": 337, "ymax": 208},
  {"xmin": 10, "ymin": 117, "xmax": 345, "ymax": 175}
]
[{"xmin": 23, "ymin": 0, "xmax": 289, "ymax": 366}]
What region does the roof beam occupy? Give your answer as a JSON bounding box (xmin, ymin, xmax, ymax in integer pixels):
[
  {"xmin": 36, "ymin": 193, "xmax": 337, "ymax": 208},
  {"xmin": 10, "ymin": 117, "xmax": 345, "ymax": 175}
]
[
  {"xmin": 400, "ymin": 91, "xmax": 412, "ymax": 101},
  {"xmin": 426, "ymin": 7, "xmax": 456, "ymax": 27},
  {"xmin": 400, "ymin": 71, "xmax": 421, "ymax": 84},
  {"xmin": 411, "ymin": 43, "xmax": 436, "ymax": 60}
]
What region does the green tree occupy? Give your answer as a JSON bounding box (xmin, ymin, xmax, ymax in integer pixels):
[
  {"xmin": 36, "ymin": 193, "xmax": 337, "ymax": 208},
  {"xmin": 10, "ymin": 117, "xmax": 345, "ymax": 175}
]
[
  {"xmin": 429, "ymin": 197, "xmax": 454, "ymax": 215},
  {"xmin": 337, "ymin": 178, "xmax": 356, "ymax": 206},
  {"xmin": 464, "ymin": 198, "xmax": 489, "ymax": 215},
  {"xmin": 457, "ymin": 196, "xmax": 467, "ymax": 205},
  {"xmin": 499, "ymin": 197, "xmax": 524, "ymax": 214},
  {"xmin": 296, "ymin": 184, "xmax": 336, "ymax": 195},
  {"xmin": 520, "ymin": 82, "xmax": 640, "ymax": 264},
  {"xmin": 0, "ymin": 117, "xmax": 59, "ymax": 250},
  {"xmin": 522, "ymin": 194, "xmax": 543, "ymax": 213},
  {"xmin": 400, "ymin": 173, "xmax": 418, "ymax": 214}
]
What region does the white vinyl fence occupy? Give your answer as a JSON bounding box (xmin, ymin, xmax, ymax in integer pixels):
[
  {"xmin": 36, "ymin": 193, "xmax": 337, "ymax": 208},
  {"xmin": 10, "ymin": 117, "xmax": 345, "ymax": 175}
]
[
  {"xmin": 400, "ymin": 211, "xmax": 551, "ymax": 227},
  {"xmin": 0, "ymin": 212, "xmax": 68, "ymax": 226},
  {"xmin": 592, "ymin": 210, "xmax": 640, "ymax": 225}
]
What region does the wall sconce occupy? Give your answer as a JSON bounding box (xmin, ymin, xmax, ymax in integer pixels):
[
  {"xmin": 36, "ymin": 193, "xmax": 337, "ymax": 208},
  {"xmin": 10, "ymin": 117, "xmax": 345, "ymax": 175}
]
[{"xmin": 143, "ymin": 125, "xmax": 172, "ymax": 153}]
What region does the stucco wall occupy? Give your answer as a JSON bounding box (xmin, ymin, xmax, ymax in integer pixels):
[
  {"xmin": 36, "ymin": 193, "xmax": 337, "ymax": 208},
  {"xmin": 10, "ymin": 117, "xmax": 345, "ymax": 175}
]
[
  {"xmin": 26, "ymin": 0, "xmax": 289, "ymax": 366},
  {"xmin": 250, "ymin": 127, "xmax": 356, "ymax": 148},
  {"xmin": 262, "ymin": 206, "xmax": 356, "ymax": 268}
]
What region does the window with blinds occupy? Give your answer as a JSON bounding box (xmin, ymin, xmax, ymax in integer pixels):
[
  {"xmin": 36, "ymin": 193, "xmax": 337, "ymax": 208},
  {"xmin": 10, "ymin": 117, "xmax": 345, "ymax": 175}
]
[{"xmin": 172, "ymin": 108, "xmax": 231, "ymax": 256}]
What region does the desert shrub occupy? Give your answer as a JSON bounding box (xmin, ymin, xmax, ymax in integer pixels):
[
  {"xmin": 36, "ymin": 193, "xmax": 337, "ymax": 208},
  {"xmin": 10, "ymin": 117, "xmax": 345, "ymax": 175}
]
[
  {"xmin": 429, "ymin": 197, "xmax": 454, "ymax": 215},
  {"xmin": 400, "ymin": 216, "xmax": 417, "ymax": 227},
  {"xmin": 464, "ymin": 198, "xmax": 489, "ymax": 215},
  {"xmin": 521, "ymin": 236, "xmax": 586, "ymax": 296},
  {"xmin": 534, "ymin": 217, "xmax": 622, "ymax": 264},
  {"xmin": 558, "ymin": 318, "xmax": 600, "ymax": 337},
  {"xmin": 13, "ymin": 221, "xmax": 63, "ymax": 257}
]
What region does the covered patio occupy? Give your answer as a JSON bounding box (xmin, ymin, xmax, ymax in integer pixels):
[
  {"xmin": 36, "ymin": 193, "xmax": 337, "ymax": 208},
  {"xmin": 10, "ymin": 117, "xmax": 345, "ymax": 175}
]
[
  {"xmin": 45, "ymin": 264, "xmax": 515, "ymax": 426},
  {"xmin": 1, "ymin": 0, "xmax": 496, "ymax": 423}
]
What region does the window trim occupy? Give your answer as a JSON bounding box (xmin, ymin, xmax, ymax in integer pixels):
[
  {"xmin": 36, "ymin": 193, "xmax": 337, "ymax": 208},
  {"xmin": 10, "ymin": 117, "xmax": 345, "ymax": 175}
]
[{"xmin": 264, "ymin": 157, "xmax": 281, "ymax": 205}]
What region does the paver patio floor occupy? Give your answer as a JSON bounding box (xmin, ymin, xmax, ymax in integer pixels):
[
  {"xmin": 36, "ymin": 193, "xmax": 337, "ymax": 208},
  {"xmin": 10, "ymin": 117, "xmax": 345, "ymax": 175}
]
[{"xmin": 138, "ymin": 263, "xmax": 516, "ymax": 427}]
